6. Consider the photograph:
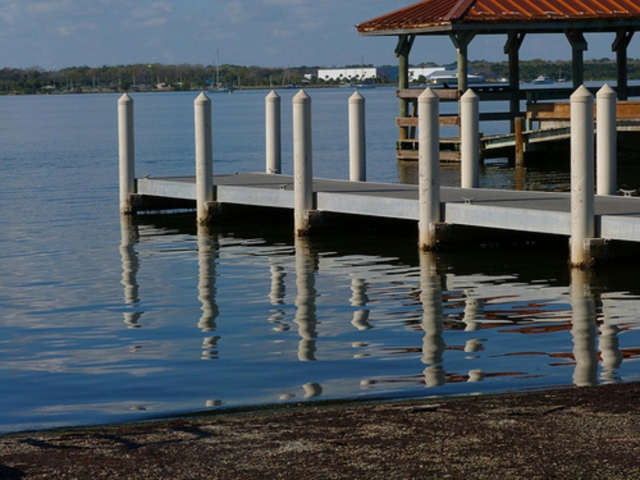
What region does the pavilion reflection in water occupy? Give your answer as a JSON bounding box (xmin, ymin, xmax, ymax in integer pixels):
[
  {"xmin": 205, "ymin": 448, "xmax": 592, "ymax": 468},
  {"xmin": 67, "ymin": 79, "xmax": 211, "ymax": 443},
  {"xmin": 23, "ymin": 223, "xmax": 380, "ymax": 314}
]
[{"xmin": 119, "ymin": 218, "xmax": 633, "ymax": 406}]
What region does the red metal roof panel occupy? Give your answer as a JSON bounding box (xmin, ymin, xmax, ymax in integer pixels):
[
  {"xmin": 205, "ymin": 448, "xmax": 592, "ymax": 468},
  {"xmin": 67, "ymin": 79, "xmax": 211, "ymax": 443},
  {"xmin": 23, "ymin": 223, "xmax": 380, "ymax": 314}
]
[{"xmin": 357, "ymin": 0, "xmax": 640, "ymax": 33}]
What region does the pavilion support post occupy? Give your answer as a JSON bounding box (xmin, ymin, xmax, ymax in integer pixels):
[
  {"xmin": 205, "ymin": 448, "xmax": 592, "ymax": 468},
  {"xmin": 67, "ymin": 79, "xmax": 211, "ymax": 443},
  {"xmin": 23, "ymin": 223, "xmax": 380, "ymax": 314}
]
[
  {"xmin": 266, "ymin": 90, "xmax": 282, "ymax": 174},
  {"xmin": 613, "ymin": 31, "xmax": 633, "ymax": 101},
  {"xmin": 293, "ymin": 90, "xmax": 315, "ymax": 237},
  {"xmin": 395, "ymin": 35, "xmax": 415, "ymax": 141},
  {"xmin": 505, "ymin": 32, "xmax": 525, "ymax": 133},
  {"xmin": 566, "ymin": 31, "xmax": 588, "ymax": 89},
  {"xmin": 514, "ymin": 116, "xmax": 525, "ymax": 167},
  {"xmin": 418, "ymin": 88, "xmax": 441, "ymax": 251},
  {"xmin": 597, "ymin": 84, "xmax": 617, "ymax": 196},
  {"xmin": 460, "ymin": 89, "xmax": 480, "ymax": 189},
  {"xmin": 195, "ymin": 92, "xmax": 215, "ymax": 226},
  {"xmin": 570, "ymin": 86, "xmax": 596, "ymax": 268},
  {"xmin": 450, "ymin": 32, "xmax": 475, "ymax": 95},
  {"xmin": 349, "ymin": 91, "xmax": 366, "ymax": 182},
  {"xmin": 118, "ymin": 94, "xmax": 135, "ymax": 215}
]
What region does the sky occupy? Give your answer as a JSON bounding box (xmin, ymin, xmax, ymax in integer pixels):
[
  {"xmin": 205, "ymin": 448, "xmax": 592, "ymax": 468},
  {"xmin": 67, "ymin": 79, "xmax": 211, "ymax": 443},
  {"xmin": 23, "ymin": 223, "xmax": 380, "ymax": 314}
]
[{"xmin": 1, "ymin": 0, "xmax": 639, "ymax": 70}]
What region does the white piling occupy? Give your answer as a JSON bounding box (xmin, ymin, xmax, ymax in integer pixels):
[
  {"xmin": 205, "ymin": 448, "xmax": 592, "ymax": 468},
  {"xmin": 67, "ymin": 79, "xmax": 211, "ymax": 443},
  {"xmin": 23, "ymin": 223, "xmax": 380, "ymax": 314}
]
[
  {"xmin": 460, "ymin": 89, "xmax": 480, "ymax": 189},
  {"xmin": 418, "ymin": 88, "xmax": 441, "ymax": 250},
  {"xmin": 570, "ymin": 85, "xmax": 595, "ymax": 267},
  {"xmin": 118, "ymin": 94, "xmax": 135, "ymax": 214},
  {"xmin": 596, "ymin": 84, "xmax": 617, "ymax": 196},
  {"xmin": 349, "ymin": 91, "xmax": 366, "ymax": 181},
  {"xmin": 266, "ymin": 90, "xmax": 282, "ymax": 174},
  {"xmin": 194, "ymin": 92, "xmax": 213, "ymax": 226},
  {"xmin": 293, "ymin": 89, "xmax": 313, "ymax": 236}
]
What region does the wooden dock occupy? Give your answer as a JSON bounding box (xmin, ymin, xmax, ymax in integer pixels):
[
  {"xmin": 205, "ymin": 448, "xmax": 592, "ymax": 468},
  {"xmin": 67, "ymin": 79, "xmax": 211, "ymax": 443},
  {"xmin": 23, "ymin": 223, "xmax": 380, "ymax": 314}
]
[
  {"xmin": 135, "ymin": 173, "xmax": 640, "ymax": 244},
  {"xmin": 396, "ymin": 87, "xmax": 640, "ymax": 162}
]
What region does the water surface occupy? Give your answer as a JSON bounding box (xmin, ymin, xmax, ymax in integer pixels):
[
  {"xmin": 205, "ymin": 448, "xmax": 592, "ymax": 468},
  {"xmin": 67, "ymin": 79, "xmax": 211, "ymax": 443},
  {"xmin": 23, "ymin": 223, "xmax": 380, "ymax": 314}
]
[{"xmin": 2, "ymin": 88, "xmax": 640, "ymax": 433}]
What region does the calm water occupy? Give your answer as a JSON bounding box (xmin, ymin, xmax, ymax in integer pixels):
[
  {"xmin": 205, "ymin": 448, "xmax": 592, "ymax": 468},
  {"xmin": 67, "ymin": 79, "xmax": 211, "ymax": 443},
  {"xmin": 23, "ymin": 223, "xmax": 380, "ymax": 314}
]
[{"xmin": 2, "ymin": 87, "xmax": 640, "ymax": 433}]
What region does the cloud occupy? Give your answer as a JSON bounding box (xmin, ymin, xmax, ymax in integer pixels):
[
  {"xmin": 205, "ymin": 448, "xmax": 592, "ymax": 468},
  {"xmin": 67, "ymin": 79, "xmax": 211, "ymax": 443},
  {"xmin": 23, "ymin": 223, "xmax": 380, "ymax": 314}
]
[
  {"xmin": 0, "ymin": 2, "xmax": 20, "ymax": 24},
  {"xmin": 124, "ymin": 1, "xmax": 172, "ymax": 28},
  {"xmin": 53, "ymin": 21, "xmax": 98, "ymax": 37},
  {"xmin": 24, "ymin": 0, "xmax": 72, "ymax": 16}
]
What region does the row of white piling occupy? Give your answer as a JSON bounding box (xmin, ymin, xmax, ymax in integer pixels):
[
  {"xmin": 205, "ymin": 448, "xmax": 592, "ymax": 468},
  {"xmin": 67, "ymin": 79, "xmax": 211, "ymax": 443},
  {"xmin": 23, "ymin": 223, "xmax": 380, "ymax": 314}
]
[{"xmin": 118, "ymin": 84, "xmax": 620, "ymax": 267}]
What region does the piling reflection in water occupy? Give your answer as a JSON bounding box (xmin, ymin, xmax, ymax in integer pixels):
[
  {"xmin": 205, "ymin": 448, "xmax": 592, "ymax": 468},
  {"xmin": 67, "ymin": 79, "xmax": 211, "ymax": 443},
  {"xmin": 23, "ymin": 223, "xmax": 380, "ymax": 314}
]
[
  {"xmin": 570, "ymin": 269, "xmax": 599, "ymax": 387},
  {"xmin": 419, "ymin": 252, "xmax": 446, "ymax": 387},
  {"xmin": 197, "ymin": 226, "xmax": 220, "ymax": 360},
  {"xmin": 294, "ymin": 238, "xmax": 318, "ymax": 362},
  {"xmin": 600, "ymin": 299, "xmax": 623, "ymax": 384},
  {"xmin": 350, "ymin": 276, "xmax": 371, "ymax": 331},
  {"xmin": 115, "ymin": 219, "xmax": 640, "ymax": 412},
  {"xmin": 268, "ymin": 258, "xmax": 288, "ymax": 331},
  {"xmin": 119, "ymin": 216, "xmax": 143, "ymax": 328}
]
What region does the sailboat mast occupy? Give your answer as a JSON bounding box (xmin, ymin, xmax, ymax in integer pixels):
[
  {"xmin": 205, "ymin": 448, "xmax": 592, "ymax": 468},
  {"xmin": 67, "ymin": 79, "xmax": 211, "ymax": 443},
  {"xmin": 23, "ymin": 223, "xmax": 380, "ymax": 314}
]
[{"xmin": 216, "ymin": 49, "xmax": 220, "ymax": 87}]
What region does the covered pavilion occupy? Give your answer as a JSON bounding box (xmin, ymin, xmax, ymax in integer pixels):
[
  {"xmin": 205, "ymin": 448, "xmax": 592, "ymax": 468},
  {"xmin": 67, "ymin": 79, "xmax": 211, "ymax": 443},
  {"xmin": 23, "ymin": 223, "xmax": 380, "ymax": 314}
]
[{"xmin": 357, "ymin": 0, "xmax": 640, "ymax": 157}]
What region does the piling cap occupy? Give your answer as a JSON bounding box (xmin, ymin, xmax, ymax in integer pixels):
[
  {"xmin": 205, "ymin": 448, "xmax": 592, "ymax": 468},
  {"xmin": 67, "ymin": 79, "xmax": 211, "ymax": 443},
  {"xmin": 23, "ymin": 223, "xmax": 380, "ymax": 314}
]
[
  {"xmin": 293, "ymin": 89, "xmax": 311, "ymax": 103},
  {"xmin": 419, "ymin": 87, "xmax": 439, "ymax": 103},
  {"xmin": 571, "ymin": 85, "xmax": 593, "ymax": 102},
  {"xmin": 266, "ymin": 90, "xmax": 280, "ymax": 100},
  {"xmin": 597, "ymin": 83, "xmax": 617, "ymax": 100},
  {"xmin": 349, "ymin": 91, "xmax": 364, "ymax": 103},
  {"xmin": 118, "ymin": 93, "xmax": 133, "ymax": 104},
  {"xmin": 461, "ymin": 88, "xmax": 478, "ymax": 101},
  {"xmin": 194, "ymin": 92, "xmax": 211, "ymax": 104}
]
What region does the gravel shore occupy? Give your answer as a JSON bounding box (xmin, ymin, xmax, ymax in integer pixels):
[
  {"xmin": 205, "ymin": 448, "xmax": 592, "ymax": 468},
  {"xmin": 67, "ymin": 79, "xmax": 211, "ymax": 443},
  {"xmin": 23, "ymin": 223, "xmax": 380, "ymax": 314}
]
[{"xmin": 2, "ymin": 383, "xmax": 640, "ymax": 479}]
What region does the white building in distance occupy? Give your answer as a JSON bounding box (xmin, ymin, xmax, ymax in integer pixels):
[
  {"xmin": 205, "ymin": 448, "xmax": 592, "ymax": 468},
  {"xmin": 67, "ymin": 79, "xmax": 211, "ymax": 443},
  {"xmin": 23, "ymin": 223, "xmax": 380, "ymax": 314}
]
[
  {"xmin": 315, "ymin": 66, "xmax": 468, "ymax": 84},
  {"xmin": 317, "ymin": 67, "xmax": 379, "ymax": 82}
]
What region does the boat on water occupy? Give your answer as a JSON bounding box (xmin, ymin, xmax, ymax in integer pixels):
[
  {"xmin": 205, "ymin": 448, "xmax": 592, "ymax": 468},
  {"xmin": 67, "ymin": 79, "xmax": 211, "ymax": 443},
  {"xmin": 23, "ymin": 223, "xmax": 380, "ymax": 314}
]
[
  {"xmin": 533, "ymin": 75, "xmax": 553, "ymax": 84},
  {"xmin": 426, "ymin": 70, "xmax": 484, "ymax": 86},
  {"xmin": 208, "ymin": 49, "xmax": 233, "ymax": 93}
]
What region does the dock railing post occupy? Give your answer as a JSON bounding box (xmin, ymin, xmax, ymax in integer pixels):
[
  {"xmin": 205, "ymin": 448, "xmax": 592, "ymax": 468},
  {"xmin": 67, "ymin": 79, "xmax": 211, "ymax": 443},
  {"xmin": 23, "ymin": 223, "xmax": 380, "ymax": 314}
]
[
  {"xmin": 293, "ymin": 89, "xmax": 314, "ymax": 236},
  {"xmin": 418, "ymin": 88, "xmax": 441, "ymax": 250},
  {"xmin": 195, "ymin": 92, "xmax": 214, "ymax": 226},
  {"xmin": 118, "ymin": 94, "xmax": 135, "ymax": 214},
  {"xmin": 596, "ymin": 84, "xmax": 617, "ymax": 196},
  {"xmin": 266, "ymin": 90, "xmax": 282, "ymax": 174},
  {"xmin": 514, "ymin": 116, "xmax": 525, "ymax": 168},
  {"xmin": 460, "ymin": 89, "xmax": 480, "ymax": 189},
  {"xmin": 349, "ymin": 91, "xmax": 366, "ymax": 181},
  {"xmin": 570, "ymin": 85, "xmax": 596, "ymax": 268}
]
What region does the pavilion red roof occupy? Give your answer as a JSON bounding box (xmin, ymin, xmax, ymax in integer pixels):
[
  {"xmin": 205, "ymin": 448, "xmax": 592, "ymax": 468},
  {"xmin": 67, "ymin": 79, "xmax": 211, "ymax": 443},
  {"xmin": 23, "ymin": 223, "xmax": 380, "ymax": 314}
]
[{"xmin": 357, "ymin": 0, "xmax": 640, "ymax": 34}]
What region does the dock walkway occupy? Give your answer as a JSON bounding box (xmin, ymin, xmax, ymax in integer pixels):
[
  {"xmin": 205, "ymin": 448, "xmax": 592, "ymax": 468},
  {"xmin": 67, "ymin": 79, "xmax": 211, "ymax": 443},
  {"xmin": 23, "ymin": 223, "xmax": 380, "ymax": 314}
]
[{"xmin": 137, "ymin": 173, "xmax": 640, "ymax": 243}]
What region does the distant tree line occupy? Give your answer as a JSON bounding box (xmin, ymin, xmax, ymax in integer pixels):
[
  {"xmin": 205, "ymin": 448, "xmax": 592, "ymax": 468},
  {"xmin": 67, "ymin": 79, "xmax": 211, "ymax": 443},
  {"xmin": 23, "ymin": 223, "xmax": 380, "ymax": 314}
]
[{"xmin": 2, "ymin": 58, "xmax": 640, "ymax": 94}]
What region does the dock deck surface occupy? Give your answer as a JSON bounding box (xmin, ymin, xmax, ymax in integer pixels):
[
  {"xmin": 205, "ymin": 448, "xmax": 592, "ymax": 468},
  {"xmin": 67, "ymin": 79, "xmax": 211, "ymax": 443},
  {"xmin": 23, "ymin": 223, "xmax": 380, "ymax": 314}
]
[{"xmin": 137, "ymin": 173, "xmax": 640, "ymax": 243}]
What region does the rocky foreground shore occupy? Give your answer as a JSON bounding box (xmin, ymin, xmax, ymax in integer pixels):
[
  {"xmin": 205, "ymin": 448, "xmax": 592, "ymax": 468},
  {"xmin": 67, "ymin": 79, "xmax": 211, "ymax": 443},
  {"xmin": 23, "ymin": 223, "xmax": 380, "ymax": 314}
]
[{"xmin": 1, "ymin": 383, "xmax": 640, "ymax": 479}]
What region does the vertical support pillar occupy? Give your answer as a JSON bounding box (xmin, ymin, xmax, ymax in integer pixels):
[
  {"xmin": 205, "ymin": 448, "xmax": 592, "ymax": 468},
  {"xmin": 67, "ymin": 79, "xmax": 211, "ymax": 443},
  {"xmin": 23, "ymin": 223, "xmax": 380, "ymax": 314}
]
[
  {"xmin": 514, "ymin": 116, "xmax": 525, "ymax": 167},
  {"xmin": 195, "ymin": 92, "xmax": 213, "ymax": 226},
  {"xmin": 570, "ymin": 86, "xmax": 595, "ymax": 268},
  {"xmin": 293, "ymin": 89, "xmax": 313, "ymax": 236},
  {"xmin": 266, "ymin": 90, "xmax": 282, "ymax": 174},
  {"xmin": 613, "ymin": 31, "xmax": 633, "ymax": 101},
  {"xmin": 450, "ymin": 32, "xmax": 475, "ymax": 95},
  {"xmin": 566, "ymin": 31, "xmax": 588, "ymax": 89},
  {"xmin": 597, "ymin": 84, "xmax": 617, "ymax": 196},
  {"xmin": 418, "ymin": 88, "xmax": 441, "ymax": 250},
  {"xmin": 349, "ymin": 91, "xmax": 366, "ymax": 182},
  {"xmin": 505, "ymin": 32, "xmax": 525, "ymax": 132},
  {"xmin": 395, "ymin": 35, "xmax": 415, "ymax": 141},
  {"xmin": 460, "ymin": 89, "xmax": 480, "ymax": 189},
  {"xmin": 118, "ymin": 93, "xmax": 135, "ymax": 215}
]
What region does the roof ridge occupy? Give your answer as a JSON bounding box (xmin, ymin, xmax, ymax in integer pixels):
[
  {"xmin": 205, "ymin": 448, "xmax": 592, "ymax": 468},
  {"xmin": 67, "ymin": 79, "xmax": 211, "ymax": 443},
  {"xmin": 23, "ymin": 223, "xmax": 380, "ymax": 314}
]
[{"xmin": 445, "ymin": 0, "xmax": 476, "ymax": 20}]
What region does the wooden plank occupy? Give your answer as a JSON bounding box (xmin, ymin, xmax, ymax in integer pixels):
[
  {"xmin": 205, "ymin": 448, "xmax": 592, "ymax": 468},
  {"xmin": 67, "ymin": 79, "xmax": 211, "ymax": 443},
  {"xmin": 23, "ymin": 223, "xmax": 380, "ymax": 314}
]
[
  {"xmin": 528, "ymin": 100, "xmax": 640, "ymax": 121},
  {"xmin": 397, "ymin": 88, "xmax": 459, "ymax": 100},
  {"xmin": 396, "ymin": 115, "xmax": 460, "ymax": 127}
]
